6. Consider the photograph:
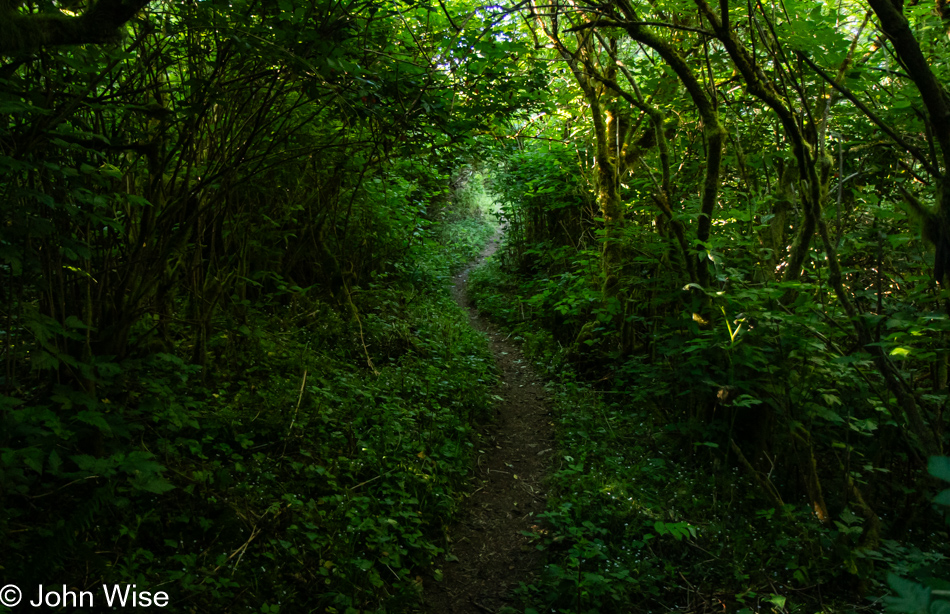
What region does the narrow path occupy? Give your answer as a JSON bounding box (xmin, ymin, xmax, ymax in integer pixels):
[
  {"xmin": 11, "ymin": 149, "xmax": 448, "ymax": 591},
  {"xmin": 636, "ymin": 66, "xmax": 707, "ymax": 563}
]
[{"xmin": 423, "ymin": 234, "xmax": 554, "ymax": 614}]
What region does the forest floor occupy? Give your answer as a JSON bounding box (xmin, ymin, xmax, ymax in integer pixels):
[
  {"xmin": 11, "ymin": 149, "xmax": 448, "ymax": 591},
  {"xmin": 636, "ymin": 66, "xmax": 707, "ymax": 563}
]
[{"xmin": 422, "ymin": 233, "xmax": 555, "ymax": 614}]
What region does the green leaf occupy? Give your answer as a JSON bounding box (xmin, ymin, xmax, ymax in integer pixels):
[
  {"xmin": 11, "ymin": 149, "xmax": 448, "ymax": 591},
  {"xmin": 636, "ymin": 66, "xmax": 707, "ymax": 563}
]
[
  {"xmin": 885, "ymin": 573, "xmax": 931, "ymax": 613},
  {"xmin": 130, "ymin": 474, "xmax": 175, "ymax": 494},
  {"xmin": 928, "ymin": 457, "xmax": 950, "ymax": 483},
  {"xmin": 0, "ymin": 100, "xmax": 34, "ymax": 113},
  {"xmin": 768, "ymin": 594, "xmax": 787, "ymax": 609},
  {"xmin": 0, "ymin": 395, "xmax": 23, "ymax": 410},
  {"xmin": 123, "ymin": 450, "xmax": 165, "ymax": 474},
  {"xmin": 64, "ymin": 315, "xmax": 93, "ymax": 329},
  {"xmin": 48, "ymin": 449, "xmax": 63, "ymax": 474},
  {"xmin": 932, "ymin": 600, "xmax": 950, "ymax": 614},
  {"xmin": 71, "ymin": 454, "xmax": 118, "ymax": 476},
  {"xmin": 32, "ymin": 351, "xmax": 60, "ymax": 371},
  {"xmin": 76, "ymin": 410, "xmax": 111, "ymax": 432},
  {"xmin": 22, "ymin": 447, "xmax": 43, "ymax": 474}
]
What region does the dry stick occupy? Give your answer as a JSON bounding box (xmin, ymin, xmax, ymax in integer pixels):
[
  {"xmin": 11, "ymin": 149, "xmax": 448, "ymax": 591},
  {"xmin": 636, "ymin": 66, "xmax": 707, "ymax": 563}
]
[
  {"xmin": 348, "ymin": 469, "xmax": 395, "ymax": 493},
  {"xmin": 472, "ymin": 600, "xmax": 495, "ymax": 614},
  {"xmin": 229, "ymin": 526, "xmax": 262, "ymax": 575},
  {"xmin": 344, "ymin": 279, "xmax": 379, "ymax": 375},
  {"xmin": 210, "ymin": 524, "xmax": 263, "ymax": 576},
  {"xmin": 287, "ymin": 369, "xmax": 308, "ymax": 435}
]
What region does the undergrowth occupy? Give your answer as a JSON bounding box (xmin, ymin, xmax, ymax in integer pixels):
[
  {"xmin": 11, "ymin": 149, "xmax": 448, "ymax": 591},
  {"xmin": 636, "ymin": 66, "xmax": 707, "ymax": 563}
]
[
  {"xmin": 467, "ymin": 256, "xmax": 949, "ymax": 614},
  {"xmin": 1, "ymin": 195, "xmax": 498, "ymax": 613}
]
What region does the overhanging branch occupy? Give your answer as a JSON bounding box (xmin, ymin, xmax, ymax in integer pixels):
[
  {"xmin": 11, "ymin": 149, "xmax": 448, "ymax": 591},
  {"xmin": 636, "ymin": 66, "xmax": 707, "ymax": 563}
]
[
  {"xmin": 567, "ymin": 19, "xmax": 714, "ymax": 37},
  {"xmin": 0, "ymin": 0, "xmax": 151, "ymax": 56}
]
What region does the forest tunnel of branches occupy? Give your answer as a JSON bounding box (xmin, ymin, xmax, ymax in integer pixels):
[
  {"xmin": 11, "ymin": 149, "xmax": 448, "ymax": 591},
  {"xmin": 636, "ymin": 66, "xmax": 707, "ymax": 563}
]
[{"xmin": 2, "ymin": 0, "xmax": 950, "ymax": 612}]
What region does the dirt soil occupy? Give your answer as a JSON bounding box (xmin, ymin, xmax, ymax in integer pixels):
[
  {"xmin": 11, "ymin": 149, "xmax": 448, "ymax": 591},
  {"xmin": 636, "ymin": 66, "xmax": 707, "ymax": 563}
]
[{"xmin": 422, "ymin": 235, "xmax": 554, "ymax": 614}]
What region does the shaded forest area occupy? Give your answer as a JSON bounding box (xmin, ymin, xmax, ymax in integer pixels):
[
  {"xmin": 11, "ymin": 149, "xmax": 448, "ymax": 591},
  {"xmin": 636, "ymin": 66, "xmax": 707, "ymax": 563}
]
[{"xmin": 1, "ymin": 0, "xmax": 950, "ymax": 613}]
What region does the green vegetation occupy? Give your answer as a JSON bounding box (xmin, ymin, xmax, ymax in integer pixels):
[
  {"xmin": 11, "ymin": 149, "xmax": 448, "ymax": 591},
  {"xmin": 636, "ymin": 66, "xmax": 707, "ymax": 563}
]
[
  {"xmin": 472, "ymin": 223, "xmax": 950, "ymax": 612},
  {"xmin": 0, "ymin": 1, "xmax": 505, "ymax": 604},
  {"xmin": 2, "ymin": 163, "xmax": 499, "ymax": 612},
  {"xmin": 3, "ymin": 0, "xmax": 950, "ymax": 611}
]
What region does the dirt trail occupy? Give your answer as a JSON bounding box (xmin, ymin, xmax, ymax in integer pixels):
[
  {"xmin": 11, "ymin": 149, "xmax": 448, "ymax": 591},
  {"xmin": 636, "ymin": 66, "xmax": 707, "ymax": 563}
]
[{"xmin": 423, "ymin": 234, "xmax": 554, "ymax": 614}]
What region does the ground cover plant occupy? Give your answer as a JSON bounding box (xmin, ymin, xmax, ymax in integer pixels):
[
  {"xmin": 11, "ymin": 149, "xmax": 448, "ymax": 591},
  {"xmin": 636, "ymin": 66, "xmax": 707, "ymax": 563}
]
[
  {"xmin": 471, "ymin": 247, "xmax": 950, "ymax": 613},
  {"xmin": 1, "ymin": 184, "xmax": 499, "ymax": 613}
]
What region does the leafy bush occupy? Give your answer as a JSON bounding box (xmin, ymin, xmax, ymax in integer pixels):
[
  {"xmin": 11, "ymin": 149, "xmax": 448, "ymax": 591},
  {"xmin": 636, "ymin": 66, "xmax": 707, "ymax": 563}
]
[
  {"xmin": 470, "ymin": 235, "xmax": 950, "ymax": 613},
  {"xmin": 0, "ymin": 198, "xmax": 498, "ymax": 613}
]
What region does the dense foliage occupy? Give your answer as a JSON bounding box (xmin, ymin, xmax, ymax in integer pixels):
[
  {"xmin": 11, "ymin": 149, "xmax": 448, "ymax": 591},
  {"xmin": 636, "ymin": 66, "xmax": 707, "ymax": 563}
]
[
  {"xmin": 3, "ymin": 0, "xmax": 950, "ymax": 611},
  {"xmin": 464, "ymin": 0, "xmax": 950, "ymax": 611},
  {"xmin": 0, "ymin": 0, "xmax": 508, "ymax": 611}
]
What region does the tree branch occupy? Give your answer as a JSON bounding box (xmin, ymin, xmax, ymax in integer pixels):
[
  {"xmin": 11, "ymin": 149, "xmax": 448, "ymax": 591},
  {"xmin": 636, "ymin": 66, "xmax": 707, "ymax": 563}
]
[
  {"xmin": 799, "ymin": 52, "xmax": 939, "ymax": 178},
  {"xmin": 0, "ymin": 0, "xmax": 151, "ymax": 55},
  {"xmin": 567, "ymin": 19, "xmax": 714, "ymax": 37}
]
